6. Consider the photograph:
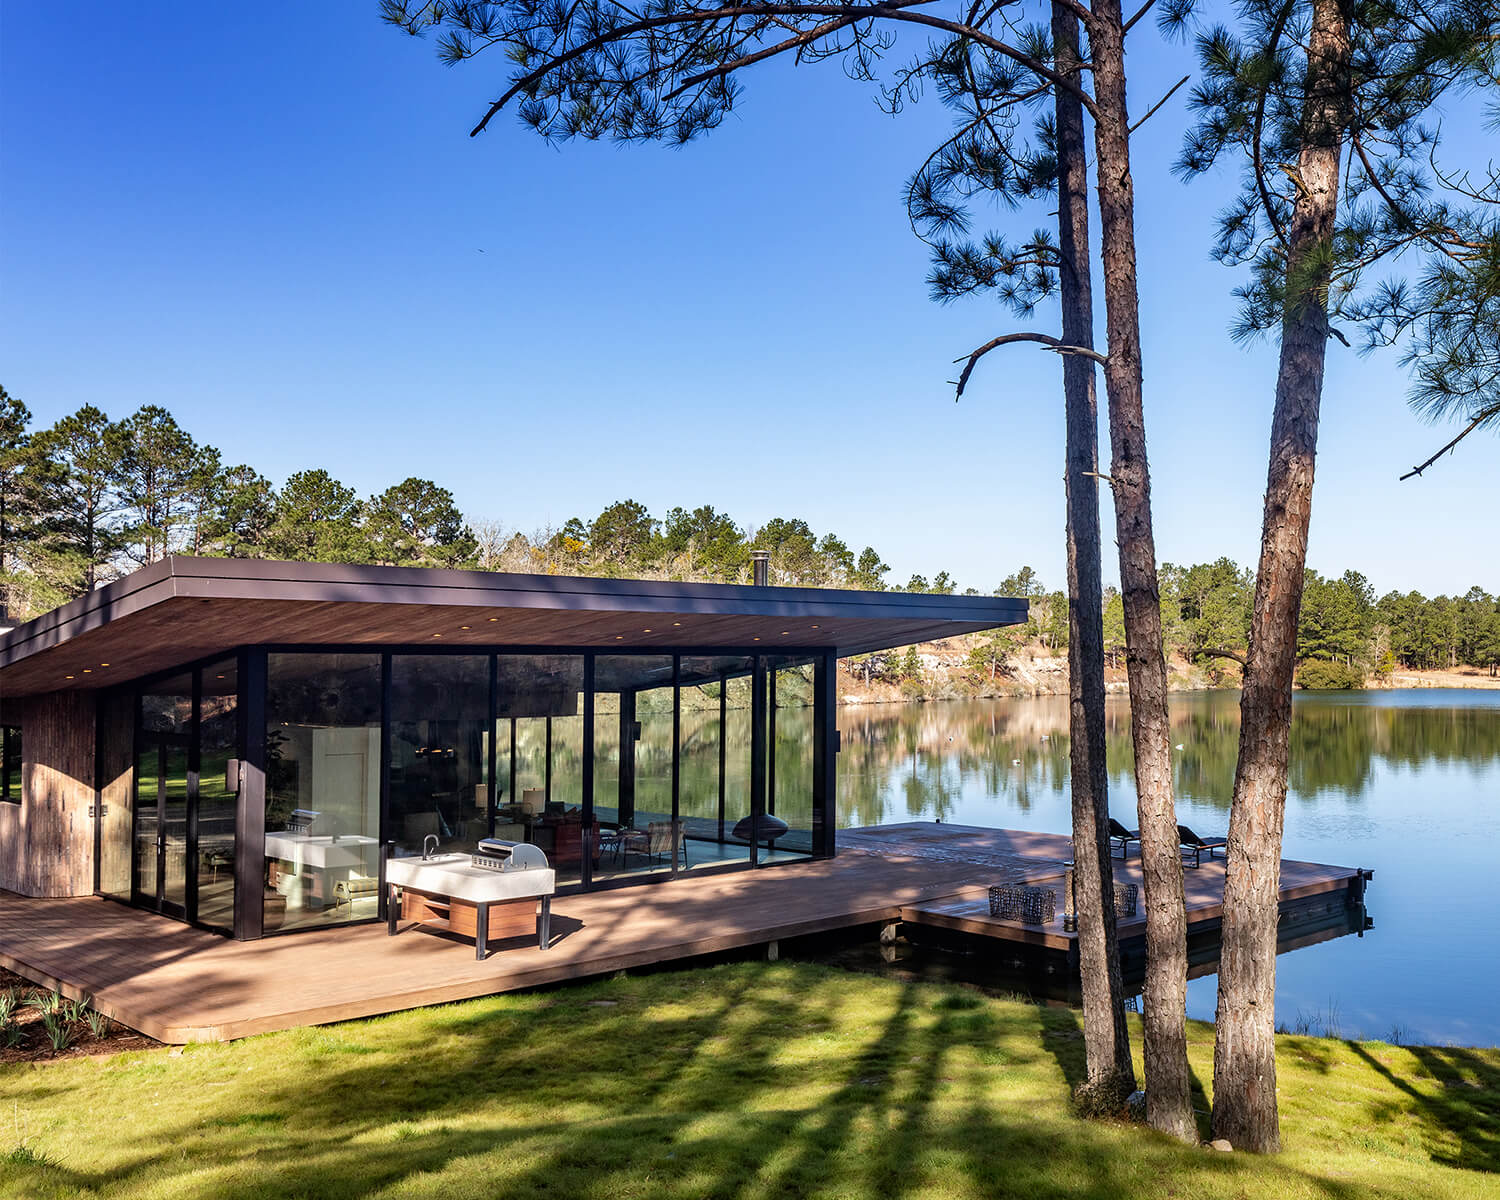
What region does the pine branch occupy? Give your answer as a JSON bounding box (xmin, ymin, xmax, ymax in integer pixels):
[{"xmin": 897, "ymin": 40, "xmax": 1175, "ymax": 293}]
[
  {"xmin": 1252, "ymin": 0, "xmax": 1296, "ymax": 254},
  {"xmin": 468, "ymin": 0, "xmax": 1099, "ymax": 135},
  {"xmin": 1193, "ymin": 646, "xmax": 1247, "ymax": 666},
  {"xmin": 1129, "ymin": 74, "xmax": 1189, "ymax": 133},
  {"xmin": 1400, "ymin": 411, "xmax": 1491, "ymax": 480},
  {"xmin": 952, "ymin": 331, "xmax": 1107, "ymax": 399}
]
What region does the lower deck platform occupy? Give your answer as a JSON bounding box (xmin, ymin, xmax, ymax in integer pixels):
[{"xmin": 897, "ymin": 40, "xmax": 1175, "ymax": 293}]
[{"xmin": 0, "ymin": 822, "xmax": 1368, "ymax": 1043}]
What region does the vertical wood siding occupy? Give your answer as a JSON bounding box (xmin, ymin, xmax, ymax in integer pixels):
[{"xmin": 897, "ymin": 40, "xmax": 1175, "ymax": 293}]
[{"xmin": 0, "ymin": 691, "xmax": 98, "ymax": 897}]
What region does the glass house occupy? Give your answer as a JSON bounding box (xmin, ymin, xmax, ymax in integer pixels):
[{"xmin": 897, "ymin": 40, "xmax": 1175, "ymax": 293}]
[{"xmin": 0, "ymin": 557, "xmax": 1025, "ymax": 940}]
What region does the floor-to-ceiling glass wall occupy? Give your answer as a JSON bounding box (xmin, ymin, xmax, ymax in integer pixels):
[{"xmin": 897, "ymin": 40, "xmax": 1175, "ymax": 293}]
[
  {"xmin": 196, "ymin": 657, "xmax": 238, "ymax": 933},
  {"xmin": 135, "ymin": 672, "xmax": 192, "ymax": 918},
  {"xmin": 680, "ymin": 655, "xmax": 755, "ymax": 872},
  {"xmin": 593, "ymin": 655, "xmax": 676, "ymax": 882},
  {"xmin": 128, "ymin": 659, "xmax": 249, "ymax": 928},
  {"xmin": 766, "ymin": 656, "xmax": 816, "ymax": 861},
  {"xmin": 264, "ymin": 653, "xmax": 383, "ymax": 931},
  {"xmin": 389, "ymin": 654, "xmax": 490, "ymax": 858},
  {"xmin": 494, "ymin": 654, "xmax": 587, "ymax": 885},
  {"xmin": 111, "ymin": 642, "xmax": 836, "ymax": 937}
]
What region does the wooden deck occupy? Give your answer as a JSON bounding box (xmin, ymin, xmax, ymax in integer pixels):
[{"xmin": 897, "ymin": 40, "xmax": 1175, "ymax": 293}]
[
  {"xmin": 890, "ymin": 827, "xmax": 1363, "ymax": 951},
  {"xmin": 0, "ymin": 823, "xmax": 1365, "ymax": 1043}
]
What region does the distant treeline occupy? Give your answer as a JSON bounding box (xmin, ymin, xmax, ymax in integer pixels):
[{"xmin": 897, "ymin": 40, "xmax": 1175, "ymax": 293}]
[
  {"xmin": 2, "ymin": 392, "xmax": 1495, "ymax": 678},
  {"xmin": 963, "ymin": 564, "xmax": 1500, "ymax": 684},
  {"xmin": 1122, "ymin": 561, "xmax": 1500, "ymax": 678},
  {"xmin": 0, "ymin": 391, "xmax": 948, "ymax": 620}
]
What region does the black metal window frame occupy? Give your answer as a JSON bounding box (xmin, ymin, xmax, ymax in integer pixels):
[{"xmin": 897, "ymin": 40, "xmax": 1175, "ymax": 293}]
[
  {"xmin": 0, "ymin": 725, "xmax": 20, "ymax": 803},
  {"xmin": 100, "ymin": 641, "xmax": 839, "ymax": 939}
]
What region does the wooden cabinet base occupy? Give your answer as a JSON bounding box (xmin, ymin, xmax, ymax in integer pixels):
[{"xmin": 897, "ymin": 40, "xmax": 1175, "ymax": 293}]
[{"xmin": 389, "ymin": 885, "xmax": 552, "ymax": 959}]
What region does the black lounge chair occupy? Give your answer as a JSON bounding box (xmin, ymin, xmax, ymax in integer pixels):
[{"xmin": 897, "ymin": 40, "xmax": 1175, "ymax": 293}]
[
  {"xmin": 1178, "ymin": 824, "xmax": 1228, "ymax": 868},
  {"xmin": 1108, "ymin": 818, "xmax": 1140, "ymax": 859}
]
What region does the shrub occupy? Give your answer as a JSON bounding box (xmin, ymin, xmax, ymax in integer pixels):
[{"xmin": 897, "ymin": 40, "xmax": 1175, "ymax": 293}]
[{"xmin": 1296, "ymin": 659, "xmax": 1364, "ymax": 690}]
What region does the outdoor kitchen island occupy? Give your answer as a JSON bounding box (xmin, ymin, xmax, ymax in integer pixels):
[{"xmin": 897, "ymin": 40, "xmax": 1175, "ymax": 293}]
[{"xmin": 387, "ymin": 840, "xmax": 556, "ymax": 959}]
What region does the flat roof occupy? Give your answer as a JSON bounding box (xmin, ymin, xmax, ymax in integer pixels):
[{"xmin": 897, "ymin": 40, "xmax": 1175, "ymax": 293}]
[{"xmin": 0, "ymin": 557, "xmax": 1027, "ymax": 697}]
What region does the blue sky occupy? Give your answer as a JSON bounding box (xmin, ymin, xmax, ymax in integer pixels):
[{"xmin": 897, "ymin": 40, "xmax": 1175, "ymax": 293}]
[{"xmin": 0, "ymin": 2, "xmax": 1491, "ymax": 597}]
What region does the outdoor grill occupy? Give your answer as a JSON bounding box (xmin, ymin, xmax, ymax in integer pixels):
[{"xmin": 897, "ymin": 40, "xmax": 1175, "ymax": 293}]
[
  {"xmin": 284, "ymin": 809, "xmax": 321, "ymax": 834},
  {"xmin": 472, "ymin": 838, "xmax": 550, "ymax": 873}
]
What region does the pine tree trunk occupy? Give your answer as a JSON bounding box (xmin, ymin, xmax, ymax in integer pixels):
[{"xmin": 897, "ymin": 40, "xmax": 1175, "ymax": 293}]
[
  {"xmin": 1054, "ymin": 0, "xmax": 1133, "ymax": 1104},
  {"xmin": 1087, "ymin": 0, "xmax": 1194, "ymax": 1141},
  {"xmin": 1212, "ymin": 0, "xmax": 1352, "ymax": 1155}
]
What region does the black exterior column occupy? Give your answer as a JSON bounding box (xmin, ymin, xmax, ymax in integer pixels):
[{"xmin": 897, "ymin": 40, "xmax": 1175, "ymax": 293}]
[
  {"xmin": 186, "ymin": 669, "xmax": 202, "ymax": 925},
  {"xmin": 670, "ymin": 656, "xmax": 680, "ymax": 875},
  {"xmin": 581, "ymin": 655, "xmax": 595, "ymax": 889},
  {"xmin": 717, "ymin": 673, "xmax": 727, "ymax": 843},
  {"xmin": 618, "ymin": 690, "xmax": 636, "ymax": 830},
  {"xmin": 813, "ymin": 652, "xmax": 838, "ymax": 859}
]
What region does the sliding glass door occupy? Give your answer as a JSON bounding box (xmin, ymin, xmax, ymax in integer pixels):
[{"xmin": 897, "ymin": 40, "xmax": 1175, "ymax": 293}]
[
  {"xmin": 134, "ymin": 673, "xmax": 193, "ymax": 920},
  {"xmin": 131, "ymin": 659, "xmax": 240, "ymax": 931}
]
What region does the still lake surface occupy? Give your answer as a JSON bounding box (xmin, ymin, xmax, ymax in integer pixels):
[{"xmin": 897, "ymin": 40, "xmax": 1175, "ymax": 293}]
[{"xmin": 836, "ymin": 689, "xmax": 1500, "ymax": 1047}]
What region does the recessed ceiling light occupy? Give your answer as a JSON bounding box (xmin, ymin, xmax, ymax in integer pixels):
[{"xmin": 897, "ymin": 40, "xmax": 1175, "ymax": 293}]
[
  {"xmin": 781, "ymin": 631, "xmax": 790, "ymax": 635},
  {"xmin": 216, "ymin": 674, "xmax": 226, "ymax": 679},
  {"xmin": 65, "ymin": 674, "xmax": 75, "ymax": 680},
  {"xmin": 810, "ymin": 625, "xmax": 819, "ymax": 630},
  {"xmin": 100, "ymin": 662, "xmax": 110, "ymax": 667},
  {"xmin": 752, "ymin": 637, "xmax": 760, "ymax": 642},
  {"xmin": 432, "ymin": 633, "xmax": 442, "ymax": 638},
  {"xmin": 672, "ymin": 622, "xmax": 681, "ymax": 626},
  {"xmin": 83, "ymin": 669, "xmax": 93, "ymax": 674},
  {"xmin": 487, "ymin": 617, "xmax": 498, "ymax": 622},
  {"xmin": 616, "ymin": 635, "xmax": 624, "ymax": 640},
  {"xmin": 459, "ymin": 625, "xmax": 471, "ymax": 631},
  {"xmin": 642, "ymin": 629, "xmax": 652, "ymax": 633}
]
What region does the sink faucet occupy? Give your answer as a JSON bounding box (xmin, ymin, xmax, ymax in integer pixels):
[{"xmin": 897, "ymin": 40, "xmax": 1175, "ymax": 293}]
[{"xmin": 422, "ymin": 834, "xmax": 440, "ymax": 861}]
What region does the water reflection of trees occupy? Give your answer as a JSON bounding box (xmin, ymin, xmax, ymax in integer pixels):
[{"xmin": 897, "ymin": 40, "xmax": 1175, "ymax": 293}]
[{"xmin": 837, "ymin": 693, "xmax": 1500, "ymax": 825}]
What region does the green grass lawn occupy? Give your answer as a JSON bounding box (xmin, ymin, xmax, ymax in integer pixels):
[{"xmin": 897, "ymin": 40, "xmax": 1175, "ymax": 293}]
[{"xmin": 1, "ymin": 962, "xmax": 1497, "ymax": 1200}]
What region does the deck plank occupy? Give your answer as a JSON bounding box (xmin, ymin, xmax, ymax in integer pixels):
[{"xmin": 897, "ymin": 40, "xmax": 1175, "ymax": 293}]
[{"xmin": 0, "ymin": 822, "xmax": 1361, "ymax": 1042}]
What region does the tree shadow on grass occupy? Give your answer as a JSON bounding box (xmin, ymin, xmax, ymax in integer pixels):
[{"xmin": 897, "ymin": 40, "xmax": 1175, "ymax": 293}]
[
  {"xmin": 0, "ymin": 964, "xmax": 1483, "ymax": 1200},
  {"xmin": 1346, "ymin": 1040, "xmax": 1500, "ymax": 1174},
  {"xmin": 1038, "ymin": 1005, "xmax": 1212, "ymax": 1140}
]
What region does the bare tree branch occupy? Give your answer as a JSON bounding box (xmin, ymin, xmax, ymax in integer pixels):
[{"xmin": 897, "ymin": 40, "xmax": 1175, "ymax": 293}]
[
  {"xmin": 1193, "ymin": 646, "xmax": 1248, "ymax": 666},
  {"xmin": 1128, "ymin": 74, "xmax": 1189, "ymax": 133},
  {"xmin": 952, "ymin": 331, "xmax": 1108, "ymax": 399},
  {"xmin": 1400, "ymin": 412, "xmax": 1491, "ymax": 479},
  {"xmin": 1121, "ymin": 0, "xmax": 1157, "ymax": 35}
]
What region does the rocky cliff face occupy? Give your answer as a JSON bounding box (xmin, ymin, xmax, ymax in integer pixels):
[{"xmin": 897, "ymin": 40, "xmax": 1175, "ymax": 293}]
[{"xmin": 837, "ymin": 633, "xmax": 1227, "ymax": 704}]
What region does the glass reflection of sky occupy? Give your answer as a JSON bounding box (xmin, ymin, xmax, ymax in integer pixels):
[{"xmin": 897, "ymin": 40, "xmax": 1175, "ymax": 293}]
[{"xmin": 838, "ymin": 689, "xmax": 1500, "ymax": 1047}]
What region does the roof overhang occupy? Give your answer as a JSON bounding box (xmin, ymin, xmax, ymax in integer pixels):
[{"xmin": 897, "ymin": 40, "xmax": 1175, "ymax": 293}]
[{"xmin": 0, "ymin": 557, "xmax": 1028, "ymax": 698}]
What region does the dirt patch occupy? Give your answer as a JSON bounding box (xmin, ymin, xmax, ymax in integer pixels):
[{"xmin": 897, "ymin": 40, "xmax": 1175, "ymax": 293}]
[
  {"xmin": 0, "ymin": 968, "xmax": 159, "ymax": 1065},
  {"xmin": 1381, "ymin": 668, "xmax": 1500, "ymax": 690}
]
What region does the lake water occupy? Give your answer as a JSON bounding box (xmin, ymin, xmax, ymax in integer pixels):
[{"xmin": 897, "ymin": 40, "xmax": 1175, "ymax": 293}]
[{"xmin": 836, "ymin": 689, "xmax": 1500, "ymax": 1048}]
